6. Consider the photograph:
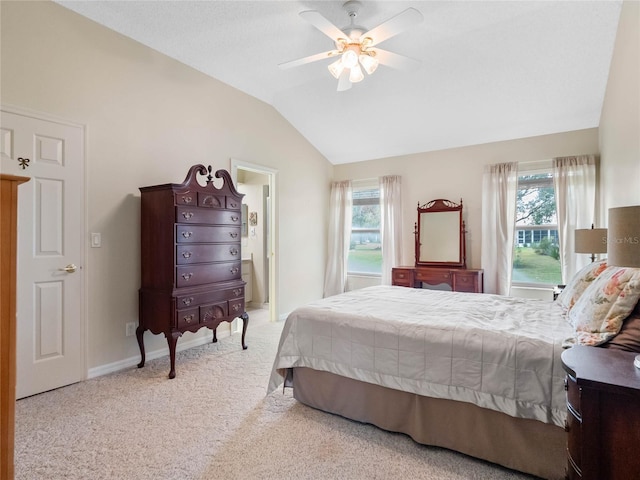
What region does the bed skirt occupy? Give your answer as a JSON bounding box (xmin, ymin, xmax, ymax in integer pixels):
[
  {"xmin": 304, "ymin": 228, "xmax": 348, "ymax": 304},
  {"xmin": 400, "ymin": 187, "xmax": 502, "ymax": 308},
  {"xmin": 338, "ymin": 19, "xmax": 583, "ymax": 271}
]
[{"xmin": 291, "ymin": 367, "xmax": 566, "ymax": 480}]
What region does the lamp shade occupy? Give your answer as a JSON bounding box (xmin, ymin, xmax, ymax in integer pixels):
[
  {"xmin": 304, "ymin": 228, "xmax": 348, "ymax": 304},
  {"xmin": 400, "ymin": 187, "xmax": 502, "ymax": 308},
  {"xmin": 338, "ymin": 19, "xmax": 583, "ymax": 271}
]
[
  {"xmin": 607, "ymin": 205, "xmax": 640, "ymax": 267},
  {"xmin": 575, "ymin": 228, "xmax": 608, "ymax": 254}
]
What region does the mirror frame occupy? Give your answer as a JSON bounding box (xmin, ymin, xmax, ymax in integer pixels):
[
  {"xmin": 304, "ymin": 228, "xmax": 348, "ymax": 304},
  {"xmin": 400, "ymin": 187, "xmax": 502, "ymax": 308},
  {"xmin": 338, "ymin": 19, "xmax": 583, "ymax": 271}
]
[{"xmin": 414, "ymin": 198, "xmax": 467, "ymax": 268}]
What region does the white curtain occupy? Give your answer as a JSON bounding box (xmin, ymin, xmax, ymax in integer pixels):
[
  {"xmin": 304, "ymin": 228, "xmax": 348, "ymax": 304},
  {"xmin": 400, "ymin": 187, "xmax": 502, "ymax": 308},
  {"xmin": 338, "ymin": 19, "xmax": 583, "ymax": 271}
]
[
  {"xmin": 380, "ymin": 175, "xmax": 403, "ymax": 285},
  {"xmin": 481, "ymin": 162, "xmax": 518, "ymax": 295},
  {"xmin": 553, "ymin": 155, "xmax": 597, "ymax": 283},
  {"xmin": 323, "ymin": 180, "xmax": 352, "ymax": 297}
]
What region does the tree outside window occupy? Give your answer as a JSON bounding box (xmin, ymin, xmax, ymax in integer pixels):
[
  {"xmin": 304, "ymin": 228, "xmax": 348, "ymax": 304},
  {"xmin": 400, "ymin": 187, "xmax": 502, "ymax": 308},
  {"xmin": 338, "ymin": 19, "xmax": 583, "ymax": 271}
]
[
  {"xmin": 348, "ymin": 186, "xmax": 381, "ymax": 275},
  {"xmin": 512, "ymin": 173, "xmax": 562, "ymax": 285}
]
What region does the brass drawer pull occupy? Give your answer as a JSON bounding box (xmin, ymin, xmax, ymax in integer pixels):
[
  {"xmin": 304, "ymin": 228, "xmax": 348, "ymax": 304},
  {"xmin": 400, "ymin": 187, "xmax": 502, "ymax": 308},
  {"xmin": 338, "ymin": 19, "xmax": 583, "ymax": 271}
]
[
  {"xmin": 182, "ymin": 297, "xmax": 193, "ymax": 306},
  {"xmin": 232, "ymin": 304, "xmax": 240, "ymax": 312},
  {"xmin": 182, "ymin": 251, "xmax": 192, "ymax": 259},
  {"xmin": 230, "ymin": 248, "xmax": 238, "ymax": 256},
  {"xmin": 182, "ymin": 273, "xmax": 193, "ymax": 281},
  {"xmin": 228, "ymin": 201, "xmax": 238, "ymax": 208},
  {"xmin": 181, "ymin": 195, "xmax": 192, "ymax": 204},
  {"xmin": 230, "ymin": 267, "xmax": 239, "ymax": 274},
  {"xmin": 231, "ymin": 215, "xmax": 239, "ymax": 222},
  {"xmin": 182, "ymin": 211, "xmax": 194, "ymax": 219},
  {"xmin": 230, "ymin": 232, "xmax": 238, "ymax": 238},
  {"xmin": 233, "ymin": 288, "xmax": 242, "ymax": 296},
  {"xmin": 183, "ymin": 314, "xmax": 194, "ymax": 324},
  {"xmin": 182, "ymin": 231, "xmax": 192, "ymax": 239}
]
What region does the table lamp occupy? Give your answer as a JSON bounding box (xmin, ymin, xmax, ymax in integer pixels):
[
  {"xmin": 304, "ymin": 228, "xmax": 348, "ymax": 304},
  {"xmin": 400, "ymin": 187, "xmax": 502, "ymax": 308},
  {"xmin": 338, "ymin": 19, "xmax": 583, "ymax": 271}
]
[
  {"xmin": 575, "ymin": 224, "xmax": 607, "ymax": 262},
  {"xmin": 607, "ymin": 206, "xmax": 640, "ymax": 268},
  {"xmin": 607, "ymin": 205, "xmax": 640, "ymax": 370}
]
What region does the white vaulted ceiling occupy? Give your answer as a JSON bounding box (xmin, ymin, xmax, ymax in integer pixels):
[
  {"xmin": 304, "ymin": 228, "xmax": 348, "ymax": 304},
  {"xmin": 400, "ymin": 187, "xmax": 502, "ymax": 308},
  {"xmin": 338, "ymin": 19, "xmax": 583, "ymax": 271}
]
[{"xmin": 55, "ymin": 1, "xmax": 623, "ymax": 164}]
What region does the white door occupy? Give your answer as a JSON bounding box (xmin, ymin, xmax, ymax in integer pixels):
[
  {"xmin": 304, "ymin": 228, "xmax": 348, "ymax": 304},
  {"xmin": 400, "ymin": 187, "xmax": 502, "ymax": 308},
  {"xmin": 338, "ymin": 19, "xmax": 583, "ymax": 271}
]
[{"xmin": 0, "ymin": 108, "xmax": 85, "ymax": 399}]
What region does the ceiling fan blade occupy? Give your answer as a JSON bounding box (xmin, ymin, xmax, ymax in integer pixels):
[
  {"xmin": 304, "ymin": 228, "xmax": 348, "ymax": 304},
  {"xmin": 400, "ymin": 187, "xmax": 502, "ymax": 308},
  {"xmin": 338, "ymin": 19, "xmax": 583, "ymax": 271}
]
[
  {"xmin": 337, "ymin": 69, "xmax": 352, "ymax": 92},
  {"xmin": 278, "ymin": 50, "xmax": 340, "ymax": 70},
  {"xmin": 363, "ymin": 8, "xmax": 423, "ymax": 46},
  {"xmin": 300, "ymin": 10, "xmax": 349, "ymax": 41},
  {"xmin": 374, "ymin": 49, "xmax": 421, "ymax": 71}
]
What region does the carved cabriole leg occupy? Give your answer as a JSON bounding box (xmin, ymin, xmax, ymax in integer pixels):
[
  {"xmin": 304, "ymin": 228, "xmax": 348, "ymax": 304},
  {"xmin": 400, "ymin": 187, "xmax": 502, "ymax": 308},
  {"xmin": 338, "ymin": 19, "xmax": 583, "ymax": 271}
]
[
  {"xmin": 241, "ymin": 311, "xmax": 249, "ymax": 350},
  {"xmin": 136, "ymin": 326, "xmax": 146, "ymax": 368},
  {"xmin": 167, "ymin": 331, "xmax": 181, "ymax": 379}
]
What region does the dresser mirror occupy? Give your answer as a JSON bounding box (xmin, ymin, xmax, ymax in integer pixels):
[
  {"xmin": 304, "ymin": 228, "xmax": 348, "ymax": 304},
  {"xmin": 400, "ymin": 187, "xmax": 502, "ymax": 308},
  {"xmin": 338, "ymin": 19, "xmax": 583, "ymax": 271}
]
[{"xmin": 415, "ymin": 199, "xmax": 466, "ymax": 268}]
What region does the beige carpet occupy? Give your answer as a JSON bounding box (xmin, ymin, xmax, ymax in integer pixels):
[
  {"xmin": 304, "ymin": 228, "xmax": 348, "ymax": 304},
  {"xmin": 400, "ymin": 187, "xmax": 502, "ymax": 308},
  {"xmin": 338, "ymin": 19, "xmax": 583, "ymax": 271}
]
[{"xmin": 15, "ymin": 315, "xmax": 537, "ymax": 480}]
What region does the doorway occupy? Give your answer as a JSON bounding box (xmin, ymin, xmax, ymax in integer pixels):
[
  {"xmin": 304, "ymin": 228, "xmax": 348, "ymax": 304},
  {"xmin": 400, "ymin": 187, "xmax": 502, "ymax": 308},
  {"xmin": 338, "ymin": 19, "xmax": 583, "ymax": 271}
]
[{"xmin": 231, "ymin": 159, "xmax": 277, "ymax": 324}]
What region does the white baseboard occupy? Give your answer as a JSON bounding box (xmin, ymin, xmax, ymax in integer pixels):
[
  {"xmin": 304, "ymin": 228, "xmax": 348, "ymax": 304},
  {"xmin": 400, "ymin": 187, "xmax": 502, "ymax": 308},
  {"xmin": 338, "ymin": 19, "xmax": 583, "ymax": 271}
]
[{"xmin": 87, "ymin": 329, "xmax": 232, "ymax": 379}]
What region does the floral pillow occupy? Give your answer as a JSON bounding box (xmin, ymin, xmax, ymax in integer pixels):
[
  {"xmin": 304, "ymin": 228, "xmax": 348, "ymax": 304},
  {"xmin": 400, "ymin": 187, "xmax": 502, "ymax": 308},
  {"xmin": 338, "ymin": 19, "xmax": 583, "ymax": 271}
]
[
  {"xmin": 556, "ymin": 259, "xmax": 608, "ymax": 311},
  {"xmin": 568, "ymin": 266, "xmax": 640, "ymax": 346}
]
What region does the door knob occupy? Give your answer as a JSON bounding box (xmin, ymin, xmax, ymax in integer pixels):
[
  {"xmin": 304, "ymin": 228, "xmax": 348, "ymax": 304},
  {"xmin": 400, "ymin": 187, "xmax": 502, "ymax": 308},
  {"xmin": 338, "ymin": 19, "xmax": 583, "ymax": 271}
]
[{"xmin": 59, "ymin": 264, "xmax": 78, "ymax": 273}]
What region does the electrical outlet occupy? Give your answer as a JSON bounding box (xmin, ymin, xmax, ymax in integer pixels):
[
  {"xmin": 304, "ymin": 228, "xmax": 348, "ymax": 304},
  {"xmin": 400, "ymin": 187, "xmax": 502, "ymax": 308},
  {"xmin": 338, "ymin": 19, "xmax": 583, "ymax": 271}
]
[{"xmin": 125, "ymin": 322, "xmax": 136, "ymax": 337}]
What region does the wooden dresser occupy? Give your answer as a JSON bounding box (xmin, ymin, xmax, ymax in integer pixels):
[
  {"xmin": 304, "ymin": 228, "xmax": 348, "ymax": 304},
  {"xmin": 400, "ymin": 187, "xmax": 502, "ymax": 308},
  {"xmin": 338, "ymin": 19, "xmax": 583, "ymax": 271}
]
[
  {"xmin": 1, "ymin": 174, "xmax": 29, "ymax": 480},
  {"xmin": 561, "ymin": 345, "xmax": 640, "ymax": 480},
  {"xmin": 392, "ymin": 266, "xmax": 484, "ymax": 293},
  {"xmin": 138, "ymin": 165, "xmax": 248, "ymax": 379}
]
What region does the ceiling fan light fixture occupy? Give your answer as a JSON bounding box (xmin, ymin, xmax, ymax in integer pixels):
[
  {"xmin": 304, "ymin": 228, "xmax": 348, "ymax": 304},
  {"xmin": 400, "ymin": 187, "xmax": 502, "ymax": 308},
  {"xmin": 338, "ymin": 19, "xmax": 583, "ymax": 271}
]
[
  {"xmin": 341, "ymin": 48, "xmax": 359, "ymax": 68},
  {"xmin": 280, "ymin": 3, "xmax": 423, "ymax": 92},
  {"xmin": 328, "ymin": 58, "xmax": 345, "ymax": 79},
  {"xmin": 349, "ymin": 63, "xmax": 364, "ymax": 83},
  {"xmin": 359, "ymin": 53, "xmax": 378, "ymax": 75}
]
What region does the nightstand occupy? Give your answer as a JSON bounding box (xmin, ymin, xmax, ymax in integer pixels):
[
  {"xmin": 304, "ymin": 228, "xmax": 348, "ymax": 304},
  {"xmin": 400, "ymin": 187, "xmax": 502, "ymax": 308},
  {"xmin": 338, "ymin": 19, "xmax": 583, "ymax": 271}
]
[{"xmin": 561, "ymin": 346, "xmax": 640, "ymax": 479}]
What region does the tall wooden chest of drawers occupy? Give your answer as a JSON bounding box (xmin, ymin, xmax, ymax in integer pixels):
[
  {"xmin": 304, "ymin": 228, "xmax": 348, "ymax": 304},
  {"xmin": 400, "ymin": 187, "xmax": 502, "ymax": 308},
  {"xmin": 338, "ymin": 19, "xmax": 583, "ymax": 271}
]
[
  {"xmin": 137, "ymin": 165, "xmax": 248, "ymax": 378},
  {"xmin": 561, "ymin": 345, "xmax": 640, "ymax": 479}
]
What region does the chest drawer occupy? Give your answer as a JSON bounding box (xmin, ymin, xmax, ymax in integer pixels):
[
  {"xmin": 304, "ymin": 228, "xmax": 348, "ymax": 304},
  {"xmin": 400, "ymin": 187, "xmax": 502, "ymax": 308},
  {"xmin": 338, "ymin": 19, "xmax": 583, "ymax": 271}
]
[
  {"xmin": 176, "ymin": 262, "xmax": 241, "ymax": 287},
  {"xmin": 566, "ymin": 406, "xmax": 582, "ymax": 476},
  {"xmin": 200, "ymin": 301, "xmax": 227, "ymax": 323},
  {"xmin": 176, "ymin": 285, "xmax": 244, "ymax": 309},
  {"xmin": 452, "ymin": 271, "xmax": 480, "ymax": 292},
  {"xmin": 176, "ymin": 308, "xmax": 199, "ymax": 329},
  {"xmin": 228, "ymin": 297, "xmax": 245, "ymax": 317},
  {"xmin": 176, "ymin": 225, "xmax": 241, "ymax": 243},
  {"xmin": 175, "ymin": 206, "xmax": 241, "ymax": 226},
  {"xmin": 176, "ymin": 244, "xmax": 240, "ymax": 264},
  {"xmin": 415, "ymin": 269, "xmax": 450, "ymax": 284},
  {"xmin": 197, "ymin": 192, "xmax": 225, "ymax": 208},
  {"xmin": 566, "ymin": 375, "xmax": 581, "ymax": 416},
  {"xmin": 392, "ymin": 268, "xmax": 414, "ymax": 286}
]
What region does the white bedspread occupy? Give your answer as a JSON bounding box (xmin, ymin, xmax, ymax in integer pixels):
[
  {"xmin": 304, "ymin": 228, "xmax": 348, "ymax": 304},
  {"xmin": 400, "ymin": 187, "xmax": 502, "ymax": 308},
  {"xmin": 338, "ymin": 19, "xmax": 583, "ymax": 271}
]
[{"xmin": 268, "ymin": 285, "xmax": 573, "ymax": 427}]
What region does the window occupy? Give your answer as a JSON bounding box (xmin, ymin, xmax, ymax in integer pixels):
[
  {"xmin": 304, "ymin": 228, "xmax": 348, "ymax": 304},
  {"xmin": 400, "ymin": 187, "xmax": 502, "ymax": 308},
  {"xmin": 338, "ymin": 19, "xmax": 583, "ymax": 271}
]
[
  {"xmin": 348, "ymin": 182, "xmax": 381, "ymax": 275},
  {"xmin": 512, "ymin": 171, "xmax": 562, "ymax": 286}
]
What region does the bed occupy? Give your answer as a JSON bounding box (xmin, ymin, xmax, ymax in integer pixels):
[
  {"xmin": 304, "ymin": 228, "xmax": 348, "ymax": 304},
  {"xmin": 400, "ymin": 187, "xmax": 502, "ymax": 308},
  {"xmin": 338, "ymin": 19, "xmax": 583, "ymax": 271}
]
[{"xmin": 268, "ymin": 261, "xmax": 640, "ymax": 480}]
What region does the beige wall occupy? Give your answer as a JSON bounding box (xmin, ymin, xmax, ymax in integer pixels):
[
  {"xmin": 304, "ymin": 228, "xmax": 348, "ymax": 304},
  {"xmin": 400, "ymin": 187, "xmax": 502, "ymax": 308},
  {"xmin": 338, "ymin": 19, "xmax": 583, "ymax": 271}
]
[
  {"xmin": 334, "ymin": 129, "xmax": 599, "ymax": 271},
  {"xmin": 599, "ymin": 0, "xmax": 640, "ymax": 219},
  {"xmin": 1, "ymin": 1, "xmax": 331, "ymax": 371}
]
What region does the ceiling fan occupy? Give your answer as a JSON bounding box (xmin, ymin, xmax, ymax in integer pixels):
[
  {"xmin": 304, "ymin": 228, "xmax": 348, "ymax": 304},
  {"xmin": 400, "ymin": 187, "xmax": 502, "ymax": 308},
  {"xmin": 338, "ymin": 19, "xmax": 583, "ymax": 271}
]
[{"xmin": 279, "ymin": 1, "xmax": 423, "ymax": 91}]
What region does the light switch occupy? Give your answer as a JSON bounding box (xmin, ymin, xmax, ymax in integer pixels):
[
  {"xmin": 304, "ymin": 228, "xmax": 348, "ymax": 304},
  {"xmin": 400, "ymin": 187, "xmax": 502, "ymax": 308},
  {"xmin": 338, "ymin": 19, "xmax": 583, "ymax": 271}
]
[{"xmin": 91, "ymin": 232, "xmax": 101, "ymax": 248}]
